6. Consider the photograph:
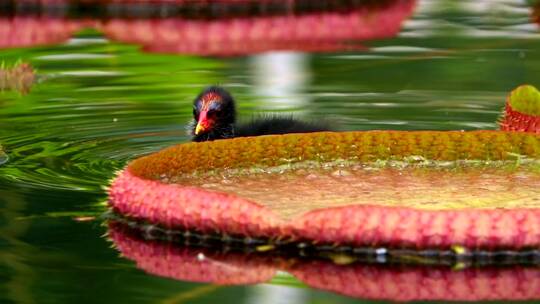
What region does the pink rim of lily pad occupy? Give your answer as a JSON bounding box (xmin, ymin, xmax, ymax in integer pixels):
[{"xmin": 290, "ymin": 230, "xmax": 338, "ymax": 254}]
[
  {"xmin": 100, "ymin": 0, "xmax": 416, "ymax": 56},
  {"xmin": 0, "ymin": 0, "xmax": 416, "ymax": 56},
  {"xmin": 109, "ymin": 130, "xmax": 540, "ymax": 250}
]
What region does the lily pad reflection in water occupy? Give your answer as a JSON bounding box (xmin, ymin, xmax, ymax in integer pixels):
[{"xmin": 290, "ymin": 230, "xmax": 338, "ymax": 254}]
[{"xmin": 108, "ymin": 222, "xmax": 540, "ymax": 303}]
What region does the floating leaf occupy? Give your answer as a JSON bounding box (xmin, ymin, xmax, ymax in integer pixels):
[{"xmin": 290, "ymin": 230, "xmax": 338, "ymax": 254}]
[
  {"xmin": 508, "ymin": 85, "xmax": 540, "ymax": 116},
  {"xmin": 109, "ymin": 130, "xmax": 540, "ymax": 250},
  {"xmin": 500, "ymin": 84, "xmax": 540, "ymax": 133},
  {"xmin": 0, "ymin": 1, "xmax": 415, "ymax": 56}
]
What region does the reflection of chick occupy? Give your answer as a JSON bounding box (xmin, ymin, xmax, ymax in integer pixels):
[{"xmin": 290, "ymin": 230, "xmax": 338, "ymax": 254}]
[{"xmin": 191, "ymin": 86, "xmax": 330, "ymax": 142}]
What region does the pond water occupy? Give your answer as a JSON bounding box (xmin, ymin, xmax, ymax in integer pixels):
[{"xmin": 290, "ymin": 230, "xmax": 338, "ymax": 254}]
[{"xmin": 1, "ymin": 0, "xmax": 540, "ymax": 303}]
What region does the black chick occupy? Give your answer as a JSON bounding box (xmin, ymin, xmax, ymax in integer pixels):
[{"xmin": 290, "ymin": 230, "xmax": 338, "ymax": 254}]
[{"xmin": 191, "ymin": 86, "xmax": 330, "ymax": 142}]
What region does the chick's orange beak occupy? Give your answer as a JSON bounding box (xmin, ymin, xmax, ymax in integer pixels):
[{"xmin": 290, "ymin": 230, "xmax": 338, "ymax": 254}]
[{"xmin": 195, "ymin": 110, "xmax": 210, "ymax": 135}]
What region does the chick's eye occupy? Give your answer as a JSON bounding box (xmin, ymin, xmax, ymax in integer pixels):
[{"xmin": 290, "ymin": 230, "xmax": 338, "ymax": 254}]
[{"xmin": 207, "ymin": 109, "xmax": 219, "ymax": 117}]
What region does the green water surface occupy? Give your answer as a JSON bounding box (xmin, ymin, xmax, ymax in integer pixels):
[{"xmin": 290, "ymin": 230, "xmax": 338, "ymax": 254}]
[{"xmin": 1, "ymin": 0, "xmax": 540, "ymax": 303}]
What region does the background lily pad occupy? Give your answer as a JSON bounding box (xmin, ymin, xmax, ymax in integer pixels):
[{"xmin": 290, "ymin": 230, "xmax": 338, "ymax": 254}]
[
  {"xmin": 508, "ymin": 85, "xmax": 540, "ymax": 116},
  {"xmin": 500, "ymin": 85, "xmax": 540, "ymax": 133}
]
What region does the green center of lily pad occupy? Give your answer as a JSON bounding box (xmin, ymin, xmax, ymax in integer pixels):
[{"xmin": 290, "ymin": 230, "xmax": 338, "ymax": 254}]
[
  {"xmin": 508, "ymin": 85, "xmax": 540, "ymax": 116},
  {"xmin": 171, "ymin": 160, "xmax": 540, "ymax": 220}
]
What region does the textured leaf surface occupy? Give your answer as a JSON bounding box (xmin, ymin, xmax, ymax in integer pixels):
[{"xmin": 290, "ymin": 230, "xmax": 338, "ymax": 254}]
[
  {"xmin": 500, "ymin": 85, "xmax": 540, "ymax": 133},
  {"xmin": 109, "ymin": 131, "xmax": 540, "ymax": 249}
]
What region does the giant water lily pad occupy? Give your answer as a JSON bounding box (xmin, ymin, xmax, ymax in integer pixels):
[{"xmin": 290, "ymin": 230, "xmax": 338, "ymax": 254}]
[
  {"xmin": 109, "ymin": 130, "xmax": 540, "ymax": 250},
  {"xmin": 500, "ymin": 85, "xmax": 540, "ymax": 133},
  {"xmin": 1, "ymin": 0, "xmax": 415, "ymax": 56},
  {"xmin": 100, "ymin": 0, "xmax": 415, "ymax": 56}
]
